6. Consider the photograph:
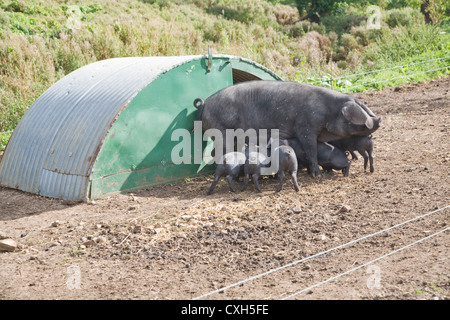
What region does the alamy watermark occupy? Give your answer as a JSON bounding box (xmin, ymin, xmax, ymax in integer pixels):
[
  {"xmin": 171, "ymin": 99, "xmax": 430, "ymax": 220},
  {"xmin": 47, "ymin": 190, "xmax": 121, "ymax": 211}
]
[
  {"xmin": 66, "ymin": 265, "xmax": 81, "ymax": 290},
  {"xmin": 366, "ymin": 265, "xmax": 381, "ymax": 290},
  {"xmin": 366, "ymin": 5, "xmax": 381, "ymax": 30},
  {"xmin": 171, "ymin": 121, "xmax": 280, "ymax": 174},
  {"xmin": 65, "ymin": 5, "xmax": 82, "ymax": 31}
]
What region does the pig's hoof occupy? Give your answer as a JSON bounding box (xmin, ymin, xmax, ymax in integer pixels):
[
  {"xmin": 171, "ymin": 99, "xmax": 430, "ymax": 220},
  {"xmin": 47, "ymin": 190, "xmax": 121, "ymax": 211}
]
[{"xmin": 310, "ymin": 167, "xmax": 322, "ymax": 178}]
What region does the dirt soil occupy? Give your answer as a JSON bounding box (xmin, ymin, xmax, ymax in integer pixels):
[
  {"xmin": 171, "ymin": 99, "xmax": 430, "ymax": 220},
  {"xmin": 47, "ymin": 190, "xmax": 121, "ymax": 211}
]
[{"xmin": 0, "ymin": 77, "xmax": 449, "ymax": 301}]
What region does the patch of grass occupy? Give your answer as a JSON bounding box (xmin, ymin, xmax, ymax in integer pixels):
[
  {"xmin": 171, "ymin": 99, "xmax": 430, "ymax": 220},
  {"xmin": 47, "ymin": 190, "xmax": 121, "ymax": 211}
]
[
  {"xmin": 430, "ymin": 282, "xmax": 442, "ymax": 293},
  {"xmin": 0, "ymin": 131, "xmax": 12, "ymax": 151},
  {"xmin": 414, "ymin": 287, "xmax": 424, "ymax": 294},
  {"xmin": 298, "ymin": 19, "xmax": 450, "ymax": 92},
  {"xmin": 70, "ymin": 245, "xmax": 85, "ymax": 256}
]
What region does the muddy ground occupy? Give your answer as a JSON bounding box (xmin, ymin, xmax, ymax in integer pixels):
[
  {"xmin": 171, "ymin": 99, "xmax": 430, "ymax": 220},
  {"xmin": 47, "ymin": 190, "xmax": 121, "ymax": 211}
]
[{"xmin": 0, "ymin": 76, "xmax": 449, "ymax": 301}]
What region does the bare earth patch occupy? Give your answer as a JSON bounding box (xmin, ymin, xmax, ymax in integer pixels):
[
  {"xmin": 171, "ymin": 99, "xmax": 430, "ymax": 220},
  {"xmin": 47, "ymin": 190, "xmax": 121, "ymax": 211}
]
[{"xmin": 0, "ymin": 76, "xmax": 449, "ymax": 300}]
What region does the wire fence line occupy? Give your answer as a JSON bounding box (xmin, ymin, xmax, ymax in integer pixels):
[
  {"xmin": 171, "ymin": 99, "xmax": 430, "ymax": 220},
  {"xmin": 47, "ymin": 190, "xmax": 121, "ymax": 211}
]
[
  {"xmin": 307, "ymin": 55, "xmax": 449, "ymax": 93},
  {"xmin": 192, "ymin": 204, "xmax": 449, "ymax": 300},
  {"xmin": 281, "ymin": 225, "xmax": 450, "ymax": 300},
  {"xmin": 345, "ymin": 65, "xmax": 450, "ymax": 90},
  {"xmin": 309, "ymin": 55, "xmax": 450, "ymax": 84},
  {"xmin": 312, "ymin": 65, "xmax": 450, "ymax": 93}
]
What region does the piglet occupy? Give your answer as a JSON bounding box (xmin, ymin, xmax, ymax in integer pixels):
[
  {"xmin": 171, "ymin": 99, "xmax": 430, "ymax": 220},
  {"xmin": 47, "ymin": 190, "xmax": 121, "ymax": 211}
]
[
  {"xmin": 242, "ymin": 145, "xmax": 270, "ymax": 192},
  {"xmin": 207, "ymin": 152, "xmax": 246, "ymax": 195},
  {"xmin": 243, "ymin": 143, "xmax": 299, "ymax": 192},
  {"xmin": 272, "ymin": 145, "xmax": 300, "ymax": 192},
  {"xmin": 329, "ymin": 135, "xmax": 374, "ymax": 172},
  {"xmin": 287, "ymin": 139, "xmax": 350, "ymax": 176}
]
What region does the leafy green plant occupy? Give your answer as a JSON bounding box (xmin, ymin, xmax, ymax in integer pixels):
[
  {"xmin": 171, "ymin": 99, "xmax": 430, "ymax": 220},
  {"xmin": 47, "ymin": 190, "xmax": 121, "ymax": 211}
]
[
  {"xmin": 414, "ymin": 287, "xmax": 424, "ymax": 294},
  {"xmin": 430, "ymin": 282, "xmax": 442, "ymax": 292},
  {"xmin": 0, "ymin": 131, "xmax": 12, "ymax": 151},
  {"xmin": 385, "ymin": 7, "xmax": 423, "ymax": 27},
  {"xmin": 294, "ymin": 0, "xmax": 336, "ymax": 22}
]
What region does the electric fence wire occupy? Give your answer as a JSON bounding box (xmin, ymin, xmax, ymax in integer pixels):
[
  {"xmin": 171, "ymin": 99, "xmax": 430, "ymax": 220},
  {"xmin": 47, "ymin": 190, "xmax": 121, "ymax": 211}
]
[
  {"xmin": 341, "ymin": 65, "xmax": 450, "ymax": 91},
  {"xmin": 309, "ymin": 55, "xmax": 450, "ymax": 84},
  {"xmin": 192, "ymin": 204, "xmax": 449, "ymax": 300},
  {"xmin": 282, "ymin": 225, "xmax": 450, "ymax": 300}
]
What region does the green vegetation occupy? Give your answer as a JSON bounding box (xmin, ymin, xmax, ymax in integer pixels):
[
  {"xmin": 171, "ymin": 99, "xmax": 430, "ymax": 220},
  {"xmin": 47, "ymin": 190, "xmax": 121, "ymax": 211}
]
[
  {"xmin": 0, "ymin": 0, "xmax": 449, "ymax": 149},
  {"xmin": 0, "ymin": 131, "xmax": 11, "ymax": 150}
]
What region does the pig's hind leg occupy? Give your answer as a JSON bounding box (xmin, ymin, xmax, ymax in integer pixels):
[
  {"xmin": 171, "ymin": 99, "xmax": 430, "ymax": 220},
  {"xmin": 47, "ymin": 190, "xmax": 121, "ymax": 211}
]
[
  {"xmin": 208, "ymin": 175, "xmax": 221, "ymax": 195},
  {"xmin": 290, "ymin": 170, "xmax": 300, "ymax": 192},
  {"xmin": 252, "ymin": 173, "xmax": 262, "ymax": 192},
  {"xmin": 296, "ymin": 132, "xmax": 321, "ymax": 178},
  {"xmin": 357, "ymin": 149, "xmax": 369, "ymax": 172},
  {"xmin": 368, "ymin": 148, "xmax": 374, "ymax": 173},
  {"xmin": 226, "ymin": 175, "xmax": 238, "ymax": 193},
  {"xmin": 276, "ymin": 170, "xmax": 285, "ymax": 192}
]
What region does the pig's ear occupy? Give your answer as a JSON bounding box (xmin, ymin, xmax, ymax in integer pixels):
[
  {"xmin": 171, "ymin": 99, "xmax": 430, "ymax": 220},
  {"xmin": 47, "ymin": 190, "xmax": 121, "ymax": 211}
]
[{"xmin": 341, "ymin": 102, "xmax": 374, "ymax": 129}]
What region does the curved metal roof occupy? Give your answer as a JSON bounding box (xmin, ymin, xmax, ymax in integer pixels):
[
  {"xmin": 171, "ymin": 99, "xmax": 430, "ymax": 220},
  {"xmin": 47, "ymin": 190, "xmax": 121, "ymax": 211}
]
[{"xmin": 0, "ymin": 55, "xmax": 281, "ymax": 200}]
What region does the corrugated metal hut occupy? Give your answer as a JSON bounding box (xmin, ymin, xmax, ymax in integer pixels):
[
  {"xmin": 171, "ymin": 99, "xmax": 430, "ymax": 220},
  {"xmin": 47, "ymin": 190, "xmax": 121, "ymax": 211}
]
[{"xmin": 0, "ymin": 54, "xmax": 282, "ymax": 201}]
